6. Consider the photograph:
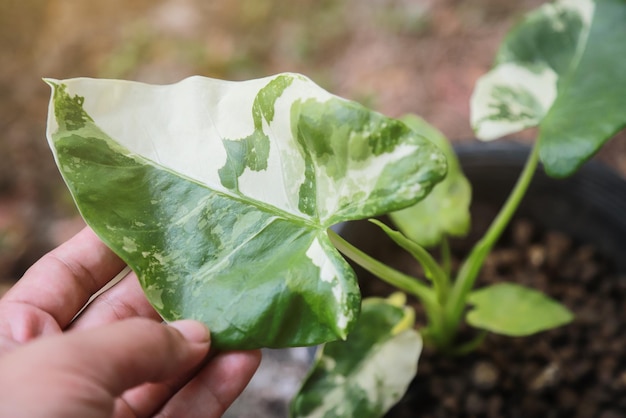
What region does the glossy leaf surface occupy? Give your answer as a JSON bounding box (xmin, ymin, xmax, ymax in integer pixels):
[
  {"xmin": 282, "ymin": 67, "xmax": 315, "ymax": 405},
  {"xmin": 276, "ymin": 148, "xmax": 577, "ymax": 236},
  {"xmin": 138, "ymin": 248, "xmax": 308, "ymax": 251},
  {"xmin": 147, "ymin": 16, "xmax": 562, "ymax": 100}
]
[
  {"xmin": 389, "ymin": 115, "xmax": 471, "ymax": 247},
  {"xmin": 471, "ymin": 0, "xmax": 626, "ymax": 177},
  {"xmin": 45, "ymin": 74, "xmax": 446, "ymax": 349},
  {"xmin": 466, "ymin": 283, "xmax": 574, "ymax": 336},
  {"xmin": 291, "ymin": 294, "xmax": 422, "ymax": 418}
]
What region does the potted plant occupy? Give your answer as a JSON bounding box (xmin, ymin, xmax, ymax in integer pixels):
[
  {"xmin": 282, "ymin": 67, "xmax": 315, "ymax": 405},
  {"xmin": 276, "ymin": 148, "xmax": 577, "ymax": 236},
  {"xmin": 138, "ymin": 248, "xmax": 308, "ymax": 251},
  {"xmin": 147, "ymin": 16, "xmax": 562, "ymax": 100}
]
[
  {"xmin": 44, "ymin": 0, "xmax": 626, "ymax": 416},
  {"xmin": 334, "ymin": 139, "xmax": 626, "ymax": 417}
]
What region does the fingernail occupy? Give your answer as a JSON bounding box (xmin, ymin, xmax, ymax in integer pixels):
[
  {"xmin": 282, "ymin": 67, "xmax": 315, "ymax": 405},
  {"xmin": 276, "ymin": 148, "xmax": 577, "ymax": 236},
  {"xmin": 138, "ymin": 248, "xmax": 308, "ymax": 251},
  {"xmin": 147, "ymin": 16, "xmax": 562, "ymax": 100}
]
[{"xmin": 169, "ymin": 320, "xmax": 211, "ymax": 344}]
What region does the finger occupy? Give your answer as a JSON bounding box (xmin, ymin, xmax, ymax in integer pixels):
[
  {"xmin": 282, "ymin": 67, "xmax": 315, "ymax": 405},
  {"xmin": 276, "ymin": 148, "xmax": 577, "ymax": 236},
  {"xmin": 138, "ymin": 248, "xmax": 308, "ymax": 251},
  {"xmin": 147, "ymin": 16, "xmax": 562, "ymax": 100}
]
[
  {"xmin": 95, "ymin": 319, "xmax": 211, "ymax": 394},
  {"xmin": 69, "ymin": 270, "xmax": 161, "ymax": 331},
  {"xmin": 1, "ymin": 227, "xmax": 126, "ymax": 331},
  {"xmin": 0, "ymin": 318, "xmax": 210, "ymax": 418},
  {"xmin": 155, "ymin": 349, "xmax": 262, "ymax": 418}
]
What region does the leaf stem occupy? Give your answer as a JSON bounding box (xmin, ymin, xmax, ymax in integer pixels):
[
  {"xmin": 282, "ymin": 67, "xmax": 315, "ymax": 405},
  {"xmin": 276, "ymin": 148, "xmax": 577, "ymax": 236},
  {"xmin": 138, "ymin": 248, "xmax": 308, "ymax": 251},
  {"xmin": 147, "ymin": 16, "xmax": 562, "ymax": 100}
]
[
  {"xmin": 440, "ymin": 236, "xmax": 451, "ymax": 278},
  {"xmin": 369, "ymin": 219, "xmax": 450, "ymax": 305},
  {"xmin": 327, "ymin": 228, "xmax": 443, "ymax": 331},
  {"xmin": 444, "ymin": 143, "xmax": 540, "ymax": 336},
  {"xmin": 328, "ymin": 228, "xmax": 436, "ymax": 304},
  {"xmin": 447, "ymin": 331, "xmax": 487, "ymax": 356}
]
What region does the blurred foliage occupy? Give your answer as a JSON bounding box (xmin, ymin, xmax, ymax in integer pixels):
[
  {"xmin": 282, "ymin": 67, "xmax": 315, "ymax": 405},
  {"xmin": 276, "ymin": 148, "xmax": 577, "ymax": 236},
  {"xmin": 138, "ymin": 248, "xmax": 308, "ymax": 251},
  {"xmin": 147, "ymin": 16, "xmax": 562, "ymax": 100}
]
[{"xmin": 97, "ymin": 0, "xmax": 351, "ymax": 84}]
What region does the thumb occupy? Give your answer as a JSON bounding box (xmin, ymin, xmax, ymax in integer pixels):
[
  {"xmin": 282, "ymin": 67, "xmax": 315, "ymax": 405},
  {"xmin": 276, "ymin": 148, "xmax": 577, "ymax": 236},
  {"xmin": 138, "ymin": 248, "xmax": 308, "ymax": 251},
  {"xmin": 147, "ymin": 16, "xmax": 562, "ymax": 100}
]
[
  {"xmin": 91, "ymin": 319, "xmax": 210, "ymax": 395},
  {"xmin": 68, "ymin": 318, "xmax": 212, "ymax": 395},
  {"xmin": 0, "ymin": 318, "xmax": 211, "ymax": 418}
]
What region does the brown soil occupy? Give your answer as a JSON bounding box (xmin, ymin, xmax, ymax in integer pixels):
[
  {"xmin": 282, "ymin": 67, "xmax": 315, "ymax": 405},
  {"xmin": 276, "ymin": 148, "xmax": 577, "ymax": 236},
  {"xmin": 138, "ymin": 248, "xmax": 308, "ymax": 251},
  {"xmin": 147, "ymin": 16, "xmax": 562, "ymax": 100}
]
[{"xmin": 345, "ymin": 211, "xmax": 626, "ymax": 418}]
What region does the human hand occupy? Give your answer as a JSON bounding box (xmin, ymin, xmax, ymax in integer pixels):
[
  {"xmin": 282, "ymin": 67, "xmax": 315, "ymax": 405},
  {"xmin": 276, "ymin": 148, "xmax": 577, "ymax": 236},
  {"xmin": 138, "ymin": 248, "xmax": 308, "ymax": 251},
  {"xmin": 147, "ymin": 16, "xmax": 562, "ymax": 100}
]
[{"xmin": 0, "ymin": 227, "xmax": 261, "ymax": 417}]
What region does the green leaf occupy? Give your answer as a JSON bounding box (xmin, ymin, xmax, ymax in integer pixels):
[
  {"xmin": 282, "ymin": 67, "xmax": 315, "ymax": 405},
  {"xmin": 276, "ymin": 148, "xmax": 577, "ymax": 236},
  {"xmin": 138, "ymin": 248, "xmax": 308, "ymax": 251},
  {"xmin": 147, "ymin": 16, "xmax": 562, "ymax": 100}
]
[
  {"xmin": 471, "ymin": 0, "xmax": 626, "ymax": 177},
  {"xmin": 389, "ymin": 115, "xmax": 471, "ymax": 247},
  {"xmin": 466, "ymin": 283, "xmax": 574, "ymax": 336},
  {"xmin": 45, "ymin": 74, "xmax": 447, "ymax": 349},
  {"xmin": 291, "ymin": 294, "xmax": 422, "ymax": 418}
]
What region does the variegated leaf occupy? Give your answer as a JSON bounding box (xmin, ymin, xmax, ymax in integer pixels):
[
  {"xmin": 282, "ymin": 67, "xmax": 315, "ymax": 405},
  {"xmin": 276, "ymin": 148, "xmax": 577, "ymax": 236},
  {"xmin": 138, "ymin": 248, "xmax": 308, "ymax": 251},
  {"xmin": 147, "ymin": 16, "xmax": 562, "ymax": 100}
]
[
  {"xmin": 291, "ymin": 294, "xmax": 422, "ymax": 418},
  {"xmin": 45, "ymin": 74, "xmax": 446, "ymax": 349},
  {"xmin": 471, "ymin": 0, "xmax": 626, "ymax": 177},
  {"xmin": 390, "ymin": 115, "xmax": 471, "ymax": 247}
]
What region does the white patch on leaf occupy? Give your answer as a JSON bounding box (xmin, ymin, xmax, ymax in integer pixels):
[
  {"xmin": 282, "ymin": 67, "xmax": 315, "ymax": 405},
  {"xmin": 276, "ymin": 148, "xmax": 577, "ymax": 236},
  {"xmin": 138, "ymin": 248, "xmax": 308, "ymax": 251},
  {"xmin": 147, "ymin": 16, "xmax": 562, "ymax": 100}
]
[
  {"xmin": 318, "ymin": 143, "xmax": 421, "ymax": 221},
  {"xmin": 237, "ymin": 75, "xmax": 334, "ymax": 218},
  {"xmin": 122, "ymin": 236, "xmax": 138, "ymax": 253},
  {"xmin": 152, "ymin": 252, "xmax": 168, "ymax": 265},
  {"xmin": 301, "ymin": 329, "xmax": 422, "ymax": 418},
  {"xmin": 471, "ymin": 63, "xmax": 558, "ymax": 140},
  {"xmin": 52, "ymin": 76, "xmax": 270, "ymax": 198},
  {"xmin": 305, "ymin": 238, "xmax": 338, "ymax": 284},
  {"xmin": 332, "ymin": 285, "xmax": 352, "ymax": 331},
  {"xmin": 355, "ymin": 330, "xmax": 421, "ymax": 401},
  {"xmin": 305, "ymin": 237, "xmax": 353, "ymax": 335},
  {"xmin": 144, "ymin": 285, "xmax": 164, "ymax": 310}
]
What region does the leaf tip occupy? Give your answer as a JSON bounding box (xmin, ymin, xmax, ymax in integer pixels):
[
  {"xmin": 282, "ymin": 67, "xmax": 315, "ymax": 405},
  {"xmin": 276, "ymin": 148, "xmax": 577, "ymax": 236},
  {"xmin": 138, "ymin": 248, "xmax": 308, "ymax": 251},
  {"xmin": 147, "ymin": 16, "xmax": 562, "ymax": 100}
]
[{"xmin": 42, "ymin": 78, "xmax": 60, "ymax": 89}]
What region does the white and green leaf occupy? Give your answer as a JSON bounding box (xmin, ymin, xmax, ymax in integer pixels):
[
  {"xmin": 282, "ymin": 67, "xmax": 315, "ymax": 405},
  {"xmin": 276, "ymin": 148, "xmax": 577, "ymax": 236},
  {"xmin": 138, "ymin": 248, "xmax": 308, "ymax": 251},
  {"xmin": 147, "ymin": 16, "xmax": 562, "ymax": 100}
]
[
  {"xmin": 471, "ymin": 0, "xmax": 626, "ymax": 177},
  {"xmin": 466, "ymin": 283, "xmax": 574, "ymax": 336},
  {"xmin": 45, "ymin": 74, "xmax": 446, "ymax": 349},
  {"xmin": 389, "ymin": 115, "xmax": 471, "ymax": 247},
  {"xmin": 291, "ymin": 293, "xmax": 422, "ymax": 418}
]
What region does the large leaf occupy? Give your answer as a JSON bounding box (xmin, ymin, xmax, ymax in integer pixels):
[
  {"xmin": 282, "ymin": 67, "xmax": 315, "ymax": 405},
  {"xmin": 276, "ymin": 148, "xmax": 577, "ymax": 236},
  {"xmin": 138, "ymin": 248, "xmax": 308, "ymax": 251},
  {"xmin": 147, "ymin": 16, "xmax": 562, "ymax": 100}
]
[
  {"xmin": 290, "ymin": 294, "xmax": 422, "ymax": 418},
  {"xmin": 466, "ymin": 283, "xmax": 574, "ymax": 336},
  {"xmin": 45, "ymin": 74, "xmax": 447, "ymax": 349},
  {"xmin": 389, "ymin": 115, "xmax": 471, "ymax": 247},
  {"xmin": 471, "ymin": 0, "xmax": 626, "ymax": 177}
]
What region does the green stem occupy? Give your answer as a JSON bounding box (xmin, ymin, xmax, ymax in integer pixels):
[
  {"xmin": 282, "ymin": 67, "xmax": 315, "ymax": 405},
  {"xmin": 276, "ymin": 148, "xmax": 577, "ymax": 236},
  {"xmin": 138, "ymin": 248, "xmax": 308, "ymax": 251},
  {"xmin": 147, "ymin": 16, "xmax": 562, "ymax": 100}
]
[
  {"xmin": 328, "ymin": 228, "xmax": 447, "ymax": 343},
  {"xmin": 447, "ymin": 331, "xmax": 487, "ymax": 356},
  {"xmin": 328, "ymin": 229, "xmax": 437, "ymax": 307},
  {"xmin": 369, "ymin": 219, "xmax": 450, "ymax": 305},
  {"xmin": 444, "ymin": 143, "xmax": 541, "ymax": 336},
  {"xmin": 440, "ymin": 236, "xmax": 451, "ymax": 278}
]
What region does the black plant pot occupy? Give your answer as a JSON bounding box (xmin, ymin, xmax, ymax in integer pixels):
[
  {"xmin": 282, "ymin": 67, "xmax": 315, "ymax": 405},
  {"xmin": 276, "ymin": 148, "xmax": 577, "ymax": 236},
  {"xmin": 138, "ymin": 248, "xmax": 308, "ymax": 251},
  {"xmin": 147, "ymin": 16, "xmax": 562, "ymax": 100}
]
[
  {"xmin": 455, "ymin": 141, "xmax": 626, "ymax": 273},
  {"xmin": 340, "ymin": 141, "xmax": 626, "ymax": 417}
]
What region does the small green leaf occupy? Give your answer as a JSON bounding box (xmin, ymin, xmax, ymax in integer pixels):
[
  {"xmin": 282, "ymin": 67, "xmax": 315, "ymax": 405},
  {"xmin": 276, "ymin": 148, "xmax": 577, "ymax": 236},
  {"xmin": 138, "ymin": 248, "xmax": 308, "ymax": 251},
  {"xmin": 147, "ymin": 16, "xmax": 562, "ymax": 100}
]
[
  {"xmin": 45, "ymin": 74, "xmax": 447, "ymax": 349},
  {"xmin": 471, "ymin": 0, "xmax": 626, "ymax": 177},
  {"xmin": 466, "ymin": 283, "xmax": 574, "ymax": 336},
  {"xmin": 389, "ymin": 115, "xmax": 471, "ymax": 247},
  {"xmin": 291, "ymin": 294, "xmax": 422, "ymax": 418}
]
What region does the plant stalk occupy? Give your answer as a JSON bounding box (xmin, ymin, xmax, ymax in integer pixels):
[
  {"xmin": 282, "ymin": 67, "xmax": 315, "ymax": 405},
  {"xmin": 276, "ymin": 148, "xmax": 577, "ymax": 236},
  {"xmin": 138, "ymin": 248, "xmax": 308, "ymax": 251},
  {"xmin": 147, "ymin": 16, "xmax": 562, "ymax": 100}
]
[
  {"xmin": 440, "ymin": 236, "xmax": 452, "ymax": 278},
  {"xmin": 369, "ymin": 219, "xmax": 450, "ymax": 305},
  {"xmin": 327, "ymin": 228, "xmax": 447, "ymax": 342},
  {"xmin": 328, "ymin": 228, "xmax": 437, "ymax": 306},
  {"xmin": 443, "ymin": 143, "xmax": 541, "ymax": 338}
]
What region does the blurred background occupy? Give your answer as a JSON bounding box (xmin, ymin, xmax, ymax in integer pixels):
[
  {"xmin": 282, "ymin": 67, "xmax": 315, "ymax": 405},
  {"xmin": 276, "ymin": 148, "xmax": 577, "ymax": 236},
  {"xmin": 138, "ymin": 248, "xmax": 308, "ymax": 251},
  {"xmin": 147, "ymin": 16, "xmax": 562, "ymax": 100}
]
[
  {"xmin": 1, "ymin": 0, "xmax": 553, "ymax": 288},
  {"xmin": 4, "ymin": 0, "xmax": 626, "ymax": 286},
  {"xmin": 2, "ymin": 0, "xmax": 626, "ymax": 416}
]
